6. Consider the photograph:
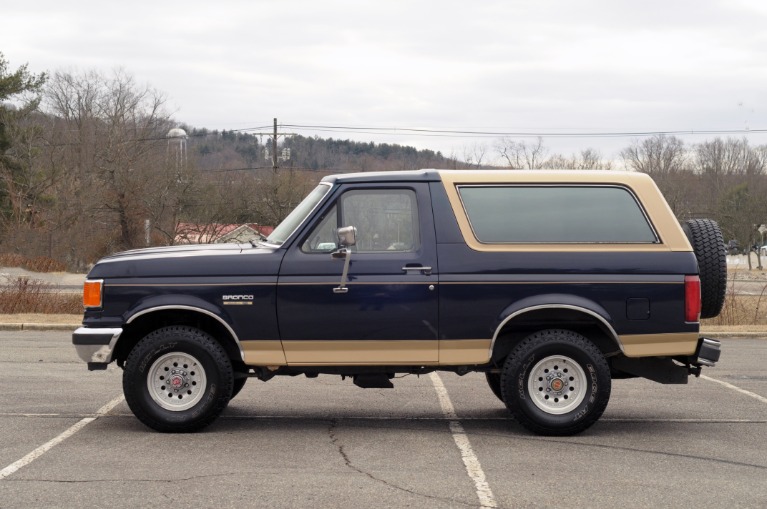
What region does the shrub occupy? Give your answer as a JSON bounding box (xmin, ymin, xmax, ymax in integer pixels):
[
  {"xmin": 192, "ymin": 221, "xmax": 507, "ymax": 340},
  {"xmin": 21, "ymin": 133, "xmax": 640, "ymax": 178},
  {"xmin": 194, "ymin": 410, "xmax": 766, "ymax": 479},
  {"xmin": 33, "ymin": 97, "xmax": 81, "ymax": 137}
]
[
  {"xmin": 0, "ymin": 276, "xmax": 81, "ymax": 314},
  {"xmin": 0, "ymin": 253, "xmax": 67, "ymax": 273}
]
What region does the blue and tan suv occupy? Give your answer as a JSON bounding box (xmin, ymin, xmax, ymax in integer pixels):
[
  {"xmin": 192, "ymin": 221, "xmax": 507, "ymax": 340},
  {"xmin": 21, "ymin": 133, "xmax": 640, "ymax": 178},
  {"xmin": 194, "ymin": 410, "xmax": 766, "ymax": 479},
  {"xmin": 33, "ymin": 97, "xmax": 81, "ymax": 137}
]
[{"xmin": 73, "ymin": 170, "xmax": 726, "ymax": 435}]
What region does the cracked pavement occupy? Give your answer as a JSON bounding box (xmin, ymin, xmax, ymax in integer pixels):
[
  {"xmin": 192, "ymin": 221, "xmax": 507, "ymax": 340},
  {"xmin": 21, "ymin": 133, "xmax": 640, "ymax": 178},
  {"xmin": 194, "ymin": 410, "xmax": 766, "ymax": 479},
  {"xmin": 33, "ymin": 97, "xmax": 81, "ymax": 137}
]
[{"xmin": 1, "ymin": 331, "xmax": 767, "ymax": 508}]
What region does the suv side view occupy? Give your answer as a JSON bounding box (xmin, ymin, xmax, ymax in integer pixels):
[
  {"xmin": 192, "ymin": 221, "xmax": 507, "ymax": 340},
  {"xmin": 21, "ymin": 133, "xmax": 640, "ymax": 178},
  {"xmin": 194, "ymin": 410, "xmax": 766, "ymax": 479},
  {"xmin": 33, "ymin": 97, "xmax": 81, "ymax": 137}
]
[{"xmin": 73, "ymin": 170, "xmax": 726, "ymax": 436}]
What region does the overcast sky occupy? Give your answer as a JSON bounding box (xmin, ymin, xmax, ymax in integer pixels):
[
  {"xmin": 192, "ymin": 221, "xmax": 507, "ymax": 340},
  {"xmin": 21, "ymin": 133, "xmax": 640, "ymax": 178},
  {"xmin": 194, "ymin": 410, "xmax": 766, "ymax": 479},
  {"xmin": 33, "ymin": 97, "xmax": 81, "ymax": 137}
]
[{"xmin": 4, "ymin": 0, "xmax": 767, "ymax": 163}]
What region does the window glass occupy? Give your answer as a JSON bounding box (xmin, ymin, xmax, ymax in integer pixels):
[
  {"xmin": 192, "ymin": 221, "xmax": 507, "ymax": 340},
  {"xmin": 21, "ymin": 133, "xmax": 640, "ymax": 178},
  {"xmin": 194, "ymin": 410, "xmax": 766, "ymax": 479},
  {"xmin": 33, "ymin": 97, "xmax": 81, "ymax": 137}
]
[
  {"xmin": 267, "ymin": 184, "xmax": 330, "ymax": 245},
  {"xmin": 343, "ymin": 190, "xmax": 418, "ymax": 252},
  {"xmin": 301, "ymin": 206, "xmax": 338, "ymax": 253},
  {"xmin": 301, "ymin": 189, "xmax": 419, "ymax": 253},
  {"xmin": 458, "ymin": 186, "xmax": 657, "ymax": 243}
]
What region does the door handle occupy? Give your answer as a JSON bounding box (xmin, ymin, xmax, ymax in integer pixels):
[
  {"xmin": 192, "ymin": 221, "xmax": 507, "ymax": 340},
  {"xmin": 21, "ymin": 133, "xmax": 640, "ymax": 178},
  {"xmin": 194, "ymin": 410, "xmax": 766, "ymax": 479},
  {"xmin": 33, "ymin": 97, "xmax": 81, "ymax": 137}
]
[{"xmin": 402, "ymin": 265, "xmax": 432, "ymax": 276}]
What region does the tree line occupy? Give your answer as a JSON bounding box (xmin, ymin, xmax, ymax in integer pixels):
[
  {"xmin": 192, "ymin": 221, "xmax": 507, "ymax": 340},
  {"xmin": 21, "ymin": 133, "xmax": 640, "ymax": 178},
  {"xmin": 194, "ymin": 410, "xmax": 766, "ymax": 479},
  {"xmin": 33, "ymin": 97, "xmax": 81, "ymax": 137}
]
[{"xmin": 2, "ymin": 55, "xmax": 766, "ymax": 270}]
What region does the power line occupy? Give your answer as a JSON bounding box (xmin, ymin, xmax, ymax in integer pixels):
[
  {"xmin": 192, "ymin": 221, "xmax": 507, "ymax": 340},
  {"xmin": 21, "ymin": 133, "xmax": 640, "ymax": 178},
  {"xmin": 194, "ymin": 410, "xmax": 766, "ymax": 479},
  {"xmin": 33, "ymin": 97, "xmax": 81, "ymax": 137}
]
[
  {"xmin": 278, "ymin": 124, "xmax": 767, "ymax": 139},
  {"xmin": 38, "ymin": 122, "xmax": 767, "ymax": 148}
]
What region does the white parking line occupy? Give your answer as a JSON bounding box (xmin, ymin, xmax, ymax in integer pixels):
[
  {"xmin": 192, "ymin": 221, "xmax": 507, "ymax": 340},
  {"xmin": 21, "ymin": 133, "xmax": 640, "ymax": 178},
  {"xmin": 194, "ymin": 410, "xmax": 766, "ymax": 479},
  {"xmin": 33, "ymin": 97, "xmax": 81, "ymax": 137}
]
[
  {"xmin": 0, "ymin": 395, "xmax": 124, "ymax": 481},
  {"xmin": 430, "ymin": 373, "xmax": 497, "ymax": 509},
  {"xmin": 701, "ymin": 375, "xmax": 767, "ymax": 404}
]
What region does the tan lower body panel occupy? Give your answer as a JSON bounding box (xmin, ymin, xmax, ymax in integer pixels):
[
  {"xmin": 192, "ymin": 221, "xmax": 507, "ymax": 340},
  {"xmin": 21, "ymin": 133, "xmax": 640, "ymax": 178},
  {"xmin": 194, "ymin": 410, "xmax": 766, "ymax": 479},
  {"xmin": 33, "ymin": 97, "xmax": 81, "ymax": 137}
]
[
  {"xmin": 282, "ymin": 340, "xmax": 439, "ymax": 366},
  {"xmin": 619, "ymin": 332, "xmax": 698, "ymax": 357},
  {"xmin": 242, "ymin": 334, "xmax": 698, "ymax": 367},
  {"xmin": 439, "ymin": 339, "xmax": 492, "ymax": 365},
  {"xmin": 242, "ymin": 340, "xmax": 287, "ymax": 365},
  {"xmin": 243, "ymin": 339, "xmax": 492, "ymax": 367}
]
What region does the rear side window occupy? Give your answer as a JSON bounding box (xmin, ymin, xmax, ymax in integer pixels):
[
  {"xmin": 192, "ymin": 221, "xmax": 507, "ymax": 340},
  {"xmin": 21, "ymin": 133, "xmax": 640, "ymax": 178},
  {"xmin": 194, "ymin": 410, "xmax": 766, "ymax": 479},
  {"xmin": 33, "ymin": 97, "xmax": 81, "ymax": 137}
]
[{"xmin": 458, "ymin": 185, "xmax": 657, "ymax": 243}]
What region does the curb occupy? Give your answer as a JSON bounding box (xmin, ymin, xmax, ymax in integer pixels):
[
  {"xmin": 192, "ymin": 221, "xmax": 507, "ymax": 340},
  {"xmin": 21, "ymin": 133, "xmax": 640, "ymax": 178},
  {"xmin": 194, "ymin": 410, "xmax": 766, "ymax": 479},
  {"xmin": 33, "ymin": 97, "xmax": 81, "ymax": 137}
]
[
  {"xmin": 702, "ymin": 332, "xmax": 767, "ymax": 339},
  {"xmin": 0, "ymin": 323, "xmax": 79, "ymax": 332}
]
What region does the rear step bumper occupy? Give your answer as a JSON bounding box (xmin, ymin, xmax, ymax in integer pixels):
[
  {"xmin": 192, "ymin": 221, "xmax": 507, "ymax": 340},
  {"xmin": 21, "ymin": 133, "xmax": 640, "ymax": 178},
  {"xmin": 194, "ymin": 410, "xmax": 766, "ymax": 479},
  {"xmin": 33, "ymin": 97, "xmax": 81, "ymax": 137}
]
[{"xmin": 695, "ymin": 337, "xmax": 721, "ymax": 367}]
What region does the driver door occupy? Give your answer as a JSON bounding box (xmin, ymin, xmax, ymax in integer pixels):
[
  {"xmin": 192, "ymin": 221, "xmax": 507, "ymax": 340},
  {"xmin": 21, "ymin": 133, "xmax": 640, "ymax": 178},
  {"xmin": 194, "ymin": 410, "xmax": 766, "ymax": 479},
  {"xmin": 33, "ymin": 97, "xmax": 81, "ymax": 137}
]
[{"xmin": 276, "ymin": 183, "xmax": 439, "ymax": 365}]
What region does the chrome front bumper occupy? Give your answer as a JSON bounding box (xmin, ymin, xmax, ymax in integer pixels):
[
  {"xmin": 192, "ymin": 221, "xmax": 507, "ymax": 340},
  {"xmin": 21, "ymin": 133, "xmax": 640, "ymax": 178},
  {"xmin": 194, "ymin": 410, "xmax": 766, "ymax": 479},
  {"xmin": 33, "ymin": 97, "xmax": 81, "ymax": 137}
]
[{"xmin": 72, "ymin": 327, "xmax": 123, "ymax": 369}]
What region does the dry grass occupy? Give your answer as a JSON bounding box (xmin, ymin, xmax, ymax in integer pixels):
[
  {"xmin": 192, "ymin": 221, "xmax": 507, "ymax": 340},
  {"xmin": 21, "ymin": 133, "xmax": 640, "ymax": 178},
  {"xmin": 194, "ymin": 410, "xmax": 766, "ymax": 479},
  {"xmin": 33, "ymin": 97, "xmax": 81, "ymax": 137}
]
[
  {"xmin": 702, "ymin": 269, "xmax": 767, "ymax": 326},
  {"xmin": 702, "ymin": 294, "xmax": 767, "ymax": 326},
  {"xmin": 0, "ymin": 313, "xmax": 81, "ymax": 324},
  {"xmin": 0, "ymin": 276, "xmax": 82, "ymax": 314},
  {"xmin": 0, "ymin": 253, "xmax": 67, "ymax": 273}
]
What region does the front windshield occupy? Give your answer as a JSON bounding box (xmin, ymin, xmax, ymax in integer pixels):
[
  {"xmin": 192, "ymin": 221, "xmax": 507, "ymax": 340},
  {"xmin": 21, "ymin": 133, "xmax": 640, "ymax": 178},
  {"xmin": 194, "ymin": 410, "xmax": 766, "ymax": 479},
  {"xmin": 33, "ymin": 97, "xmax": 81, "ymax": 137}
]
[{"xmin": 265, "ymin": 183, "xmax": 331, "ymax": 245}]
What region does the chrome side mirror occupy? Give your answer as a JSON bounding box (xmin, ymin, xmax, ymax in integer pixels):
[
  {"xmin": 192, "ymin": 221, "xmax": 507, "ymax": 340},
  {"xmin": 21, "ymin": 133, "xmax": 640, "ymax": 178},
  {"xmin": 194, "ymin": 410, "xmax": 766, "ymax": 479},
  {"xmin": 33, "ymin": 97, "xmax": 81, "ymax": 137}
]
[{"xmin": 337, "ymin": 226, "xmax": 357, "ymax": 247}]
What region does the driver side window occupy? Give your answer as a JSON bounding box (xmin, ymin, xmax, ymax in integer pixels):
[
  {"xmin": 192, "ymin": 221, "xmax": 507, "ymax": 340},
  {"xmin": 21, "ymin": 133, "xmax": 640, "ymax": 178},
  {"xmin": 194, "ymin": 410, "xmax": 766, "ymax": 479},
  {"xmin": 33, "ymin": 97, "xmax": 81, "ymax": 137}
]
[{"xmin": 301, "ymin": 188, "xmax": 419, "ymax": 254}]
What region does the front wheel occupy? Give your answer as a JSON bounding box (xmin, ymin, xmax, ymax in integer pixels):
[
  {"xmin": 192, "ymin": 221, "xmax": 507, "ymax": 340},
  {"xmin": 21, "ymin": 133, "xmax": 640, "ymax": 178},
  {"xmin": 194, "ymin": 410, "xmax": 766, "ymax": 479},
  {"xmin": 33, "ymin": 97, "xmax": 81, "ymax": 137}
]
[
  {"xmin": 123, "ymin": 326, "xmax": 234, "ymax": 432},
  {"xmin": 501, "ymin": 329, "xmax": 611, "ymax": 436},
  {"xmin": 485, "ymin": 372, "xmax": 504, "ymax": 402}
]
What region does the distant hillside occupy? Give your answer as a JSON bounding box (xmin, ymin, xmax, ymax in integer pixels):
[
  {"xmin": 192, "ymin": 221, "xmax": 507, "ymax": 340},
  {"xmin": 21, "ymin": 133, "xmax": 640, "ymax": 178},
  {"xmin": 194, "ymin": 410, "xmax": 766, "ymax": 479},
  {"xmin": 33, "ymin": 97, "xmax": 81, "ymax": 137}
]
[{"xmin": 180, "ymin": 127, "xmax": 466, "ymax": 173}]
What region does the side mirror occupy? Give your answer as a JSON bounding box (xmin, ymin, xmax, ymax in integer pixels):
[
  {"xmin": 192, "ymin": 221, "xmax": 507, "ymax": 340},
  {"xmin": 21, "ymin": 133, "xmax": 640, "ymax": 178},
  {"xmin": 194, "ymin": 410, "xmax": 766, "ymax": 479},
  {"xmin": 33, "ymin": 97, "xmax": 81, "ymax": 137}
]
[{"xmin": 337, "ymin": 226, "xmax": 357, "ymax": 247}]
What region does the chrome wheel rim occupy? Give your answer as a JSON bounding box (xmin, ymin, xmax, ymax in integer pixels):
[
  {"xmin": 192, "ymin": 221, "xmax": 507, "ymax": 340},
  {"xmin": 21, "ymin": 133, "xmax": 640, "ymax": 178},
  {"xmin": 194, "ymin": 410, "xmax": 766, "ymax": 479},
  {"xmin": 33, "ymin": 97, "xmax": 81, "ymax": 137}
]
[
  {"xmin": 527, "ymin": 355, "xmax": 587, "ymax": 415},
  {"xmin": 147, "ymin": 352, "xmax": 207, "ymax": 411}
]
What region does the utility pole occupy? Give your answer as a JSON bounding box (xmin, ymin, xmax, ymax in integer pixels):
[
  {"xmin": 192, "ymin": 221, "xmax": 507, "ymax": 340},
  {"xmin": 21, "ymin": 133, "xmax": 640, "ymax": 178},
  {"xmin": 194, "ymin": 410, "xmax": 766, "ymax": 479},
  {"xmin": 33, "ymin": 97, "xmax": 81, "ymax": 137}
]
[
  {"xmin": 251, "ymin": 118, "xmax": 294, "ymax": 172},
  {"xmin": 272, "ymin": 117, "xmax": 278, "ymax": 171}
]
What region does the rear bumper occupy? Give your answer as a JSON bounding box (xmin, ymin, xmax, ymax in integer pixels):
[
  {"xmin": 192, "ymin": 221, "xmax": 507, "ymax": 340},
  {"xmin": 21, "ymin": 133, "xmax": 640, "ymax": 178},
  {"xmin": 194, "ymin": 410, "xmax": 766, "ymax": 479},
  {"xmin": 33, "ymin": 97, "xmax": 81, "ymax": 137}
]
[
  {"xmin": 72, "ymin": 327, "xmax": 122, "ymax": 369},
  {"xmin": 694, "ymin": 337, "xmax": 721, "ymax": 367}
]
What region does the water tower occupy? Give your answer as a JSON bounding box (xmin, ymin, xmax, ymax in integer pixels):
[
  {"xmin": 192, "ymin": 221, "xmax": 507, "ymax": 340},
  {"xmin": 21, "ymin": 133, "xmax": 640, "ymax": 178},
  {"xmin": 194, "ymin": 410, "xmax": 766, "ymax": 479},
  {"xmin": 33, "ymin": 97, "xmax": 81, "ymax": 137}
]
[{"xmin": 167, "ymin": 127, "xmax": 188, "ymax": 169}]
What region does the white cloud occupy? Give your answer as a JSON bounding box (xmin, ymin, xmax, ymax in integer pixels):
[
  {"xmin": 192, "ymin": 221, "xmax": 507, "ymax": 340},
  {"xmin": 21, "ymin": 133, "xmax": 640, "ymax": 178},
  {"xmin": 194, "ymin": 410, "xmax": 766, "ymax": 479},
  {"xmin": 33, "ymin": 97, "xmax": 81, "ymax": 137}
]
[{"xmin": 3, "ymin": 0, "xmax": 767, "ymax": 159}]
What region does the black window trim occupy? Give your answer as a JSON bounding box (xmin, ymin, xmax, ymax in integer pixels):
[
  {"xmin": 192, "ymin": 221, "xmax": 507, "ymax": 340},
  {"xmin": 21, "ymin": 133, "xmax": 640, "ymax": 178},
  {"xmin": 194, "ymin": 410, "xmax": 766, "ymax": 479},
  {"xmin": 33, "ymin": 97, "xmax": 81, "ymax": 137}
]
[{"xmin": 455, "ymin": 183, "xmax": 661, "ymax": 245}]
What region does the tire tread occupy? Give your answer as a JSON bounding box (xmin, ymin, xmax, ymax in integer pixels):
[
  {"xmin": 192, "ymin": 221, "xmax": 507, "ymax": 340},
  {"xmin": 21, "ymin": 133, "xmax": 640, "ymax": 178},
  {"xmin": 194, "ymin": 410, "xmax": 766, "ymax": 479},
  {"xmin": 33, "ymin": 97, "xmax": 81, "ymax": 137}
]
[{"xmin": 123, "ymin": 325, "xmax": 233, "ymax": 433}]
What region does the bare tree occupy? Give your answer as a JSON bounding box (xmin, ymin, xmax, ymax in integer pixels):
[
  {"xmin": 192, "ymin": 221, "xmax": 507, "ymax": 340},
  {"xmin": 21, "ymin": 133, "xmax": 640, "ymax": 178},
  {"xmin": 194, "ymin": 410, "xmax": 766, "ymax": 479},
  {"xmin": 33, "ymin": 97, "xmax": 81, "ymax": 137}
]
[
  {"xmin": 620, "ymin": 135, "xmax": 688, "ymax": 175},
  {"xmin": 253, "ymin": 169, "xmax": 316, "ymax": 227},
  {"xmin": 42, "ymin": 69, "xmax": 178, "ymax": 257},
  {"xmin": 541, "ymin": 148, "xmax": 613, "ymax": 170},
  {"xmin": 497, "ymin": 137, "xmax": 548, "ymax": 169},
  {"xmin": 693, "ymin": 137, "xmax": 765, "ymax": 177},
  {"xmin": 462, "ymin": 143, "xmax": 489, "ymax": 169},
  {"xmin": 576, "ymin": 148, "xmax": 613, "ymax": 170}
]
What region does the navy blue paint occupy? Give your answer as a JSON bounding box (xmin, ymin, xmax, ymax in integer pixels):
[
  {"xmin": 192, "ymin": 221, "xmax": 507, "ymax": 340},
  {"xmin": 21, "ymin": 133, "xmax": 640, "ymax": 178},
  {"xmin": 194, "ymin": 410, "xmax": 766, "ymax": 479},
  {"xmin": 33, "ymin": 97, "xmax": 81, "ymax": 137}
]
[
  {"xmin": 277, "ymin": 182, "xmax": 439, "ymax": 342},
  {"xmin": 82, "ymin": 172, "xmax": 701, "ymax": 364},
  {"xmin": 85, "ymin": 247, "xmax": 286, "ymax": 341},
  {"xmin": 437, "ymin": 243, "xmax": 698, "ymax": 338}
]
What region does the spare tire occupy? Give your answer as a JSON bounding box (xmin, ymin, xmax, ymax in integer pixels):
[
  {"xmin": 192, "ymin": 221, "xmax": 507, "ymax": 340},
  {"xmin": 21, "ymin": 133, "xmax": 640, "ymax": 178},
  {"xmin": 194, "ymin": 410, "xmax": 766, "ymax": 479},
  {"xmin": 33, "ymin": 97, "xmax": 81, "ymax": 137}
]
[{"xmin": 682, "ymin": 219, "xmax": 727, "ymax": 318}]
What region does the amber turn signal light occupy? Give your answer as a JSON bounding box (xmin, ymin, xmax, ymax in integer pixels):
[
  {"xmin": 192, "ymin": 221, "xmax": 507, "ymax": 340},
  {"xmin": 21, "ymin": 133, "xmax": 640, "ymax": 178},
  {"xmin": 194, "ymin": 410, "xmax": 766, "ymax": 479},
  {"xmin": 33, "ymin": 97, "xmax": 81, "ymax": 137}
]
[{"xmin": 83, "ymin": 280, "xmax": 103, "ymax": 308}]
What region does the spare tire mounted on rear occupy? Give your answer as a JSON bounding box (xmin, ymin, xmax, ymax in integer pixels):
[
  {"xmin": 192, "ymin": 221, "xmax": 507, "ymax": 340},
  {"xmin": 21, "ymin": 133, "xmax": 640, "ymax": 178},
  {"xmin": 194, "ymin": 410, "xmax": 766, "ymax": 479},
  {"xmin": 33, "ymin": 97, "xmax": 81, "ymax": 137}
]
[{"xmin": 682, "ymin": 219, "xmax": 727, "ymax": 319}]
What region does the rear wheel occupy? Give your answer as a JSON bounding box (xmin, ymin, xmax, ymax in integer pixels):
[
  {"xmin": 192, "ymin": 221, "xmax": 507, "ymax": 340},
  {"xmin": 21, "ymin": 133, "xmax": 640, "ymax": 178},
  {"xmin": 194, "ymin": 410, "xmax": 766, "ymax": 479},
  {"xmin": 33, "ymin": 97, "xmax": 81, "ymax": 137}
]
[
  {"xmin": 231, "ymin": 375, "xmax": 248, "ymax": 399},
  {"xmin": 123, "ymin": 326, "xmax": 233, "ymax": 432},
  {"xmin": 501, "ymin": 329, "xmax": 611, "ymax": 436}
]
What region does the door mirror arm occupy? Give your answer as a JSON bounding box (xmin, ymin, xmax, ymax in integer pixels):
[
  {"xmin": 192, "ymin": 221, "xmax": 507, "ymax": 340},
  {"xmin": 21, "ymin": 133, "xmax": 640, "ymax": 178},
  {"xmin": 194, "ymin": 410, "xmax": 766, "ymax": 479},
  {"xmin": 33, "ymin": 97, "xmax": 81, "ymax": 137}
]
[
  {"xmin": 332, "ymin": 226, "xmax": 357, "ymax": 293},
  {"xmin": 332, "ymin": 248, "xmax": 352, "ymax": 294}
]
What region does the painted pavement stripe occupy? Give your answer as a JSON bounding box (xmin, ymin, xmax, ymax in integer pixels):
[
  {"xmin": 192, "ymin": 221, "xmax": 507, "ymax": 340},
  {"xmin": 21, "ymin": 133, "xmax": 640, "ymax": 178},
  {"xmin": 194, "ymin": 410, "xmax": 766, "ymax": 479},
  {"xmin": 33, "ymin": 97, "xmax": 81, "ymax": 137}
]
[
  {"xmin": 430, "ymin": 372, "xmax": 497, "ymax": 509},
  {"xmin": 0, "ymin": 395, "xmax": 124, "ymax": 481},
  {"xmin": 701, "ymin": 375, "xmax": 767, "ymax": 404}
]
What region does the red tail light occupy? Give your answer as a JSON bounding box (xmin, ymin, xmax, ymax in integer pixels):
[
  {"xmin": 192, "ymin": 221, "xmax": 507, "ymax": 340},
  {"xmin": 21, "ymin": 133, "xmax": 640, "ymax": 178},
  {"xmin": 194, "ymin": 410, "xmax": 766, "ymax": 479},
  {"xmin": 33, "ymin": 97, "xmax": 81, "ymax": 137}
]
[{"xmin": 685, "ymin": 275, "xmax": 701, "ymax": 322}]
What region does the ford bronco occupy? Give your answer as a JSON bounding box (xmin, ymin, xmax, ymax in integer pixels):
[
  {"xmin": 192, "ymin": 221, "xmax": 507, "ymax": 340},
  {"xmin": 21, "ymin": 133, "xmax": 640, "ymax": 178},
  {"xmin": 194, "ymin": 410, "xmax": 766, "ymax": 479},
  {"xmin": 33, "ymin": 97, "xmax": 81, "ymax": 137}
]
[{"xmin": 73, "ymin": 170, "xmax": 726, "ymax": 435}]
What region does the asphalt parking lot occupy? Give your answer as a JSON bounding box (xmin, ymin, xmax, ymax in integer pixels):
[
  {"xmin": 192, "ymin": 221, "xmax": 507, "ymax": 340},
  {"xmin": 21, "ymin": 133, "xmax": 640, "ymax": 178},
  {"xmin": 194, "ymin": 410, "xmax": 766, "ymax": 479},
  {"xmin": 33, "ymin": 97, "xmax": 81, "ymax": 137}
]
[{"xmin": 1, "ymin": 331, "xmax": 766, "ymax": 509}]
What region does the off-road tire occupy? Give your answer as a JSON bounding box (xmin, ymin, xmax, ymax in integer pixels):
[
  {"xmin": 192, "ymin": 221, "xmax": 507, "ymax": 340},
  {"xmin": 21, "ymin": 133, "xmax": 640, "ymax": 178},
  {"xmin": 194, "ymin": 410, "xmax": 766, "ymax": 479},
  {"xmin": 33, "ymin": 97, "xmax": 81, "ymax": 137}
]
[
  {"xmin": 485, "ymin": 372, "xmax": 504, "ymax": 402},
  {"xmin": 682, "ymin": 219, "xmax": 727, "ymax": 318},
  {"xmin": 231, "ymin": 376, "xmax": 247, "ymax": 399},
  {"xmin": 500, "ymin": 329, "xmax": 611, "ymax": 436},
  {"xmin": 123, "ymin": 326, "xmax": 233, "ymax": 433}
]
